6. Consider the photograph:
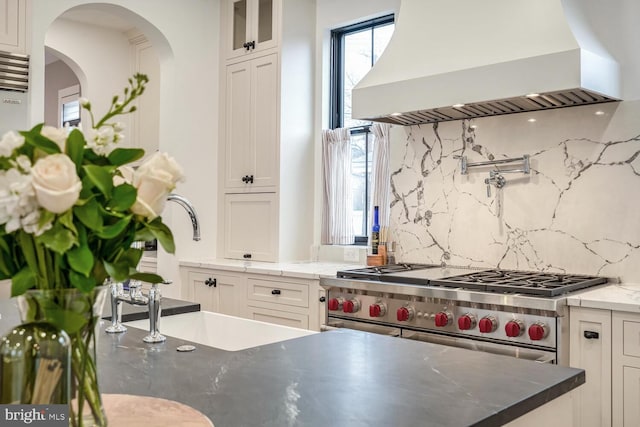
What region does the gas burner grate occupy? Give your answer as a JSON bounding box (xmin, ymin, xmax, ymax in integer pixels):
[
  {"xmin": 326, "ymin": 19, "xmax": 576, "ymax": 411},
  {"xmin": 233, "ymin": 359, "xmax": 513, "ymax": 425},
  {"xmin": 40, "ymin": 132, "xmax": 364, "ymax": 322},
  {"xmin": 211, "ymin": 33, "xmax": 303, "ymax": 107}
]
[
  {"xmin": 430, "ymin": 269, "xmax": 608, "ymax": 297},
  {"xmin": 336, "ymin": 264, "xmax": 438, "ymax": 280}
]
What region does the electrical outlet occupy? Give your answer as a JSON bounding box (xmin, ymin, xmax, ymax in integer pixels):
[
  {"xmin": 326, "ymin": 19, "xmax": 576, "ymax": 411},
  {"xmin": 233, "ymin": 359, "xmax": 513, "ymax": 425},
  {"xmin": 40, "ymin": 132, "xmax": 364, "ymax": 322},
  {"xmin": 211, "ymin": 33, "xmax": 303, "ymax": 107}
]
[{"xmin": 344, "ymin": 247, "xmax": 360, "ymax": 262}]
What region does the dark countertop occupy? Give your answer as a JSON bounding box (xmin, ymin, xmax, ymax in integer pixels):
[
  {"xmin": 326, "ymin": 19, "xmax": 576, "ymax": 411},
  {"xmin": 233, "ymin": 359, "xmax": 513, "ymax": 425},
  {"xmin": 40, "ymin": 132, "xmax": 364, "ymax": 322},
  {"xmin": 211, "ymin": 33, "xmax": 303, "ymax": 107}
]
[
  {"xmin": 0, "ymin": 299, "xmax": 584, "ymax": 427},
  {"xmin": 102, "ymin": 297, "xmax": 200, "ymax": 322}
]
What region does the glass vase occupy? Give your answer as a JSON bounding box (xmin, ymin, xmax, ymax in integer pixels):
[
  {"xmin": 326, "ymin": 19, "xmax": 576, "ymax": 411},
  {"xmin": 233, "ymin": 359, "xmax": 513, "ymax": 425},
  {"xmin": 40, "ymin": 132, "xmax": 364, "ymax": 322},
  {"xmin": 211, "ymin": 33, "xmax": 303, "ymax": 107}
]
[
  {"xmin": 16, "ymin": 286, "xmax": 108, "ymax": 427},
  {"xmin": 0, "ymin": 322, "xmax": 71, "ymax": 404}
]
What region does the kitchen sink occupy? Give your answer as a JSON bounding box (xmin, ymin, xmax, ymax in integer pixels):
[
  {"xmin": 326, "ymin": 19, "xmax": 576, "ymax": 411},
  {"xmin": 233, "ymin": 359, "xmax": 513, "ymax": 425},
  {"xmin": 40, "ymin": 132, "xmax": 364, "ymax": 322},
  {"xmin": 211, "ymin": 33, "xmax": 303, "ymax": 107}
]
[{"xmin": 123, "ymin": 311, "xmax": 317, "ymax": 351}]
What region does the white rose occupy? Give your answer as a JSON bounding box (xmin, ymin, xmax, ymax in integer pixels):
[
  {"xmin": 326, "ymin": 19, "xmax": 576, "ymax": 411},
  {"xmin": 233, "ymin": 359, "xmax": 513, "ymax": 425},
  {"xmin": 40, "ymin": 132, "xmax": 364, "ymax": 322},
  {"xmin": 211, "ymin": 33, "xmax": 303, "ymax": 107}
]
[
  {"xmin": 131, "ymin": 152, "xmax": 184, "ymax": 219},
  {"xmin": 41, "ymin": 126, "xmax": 68, "ymax": 152},
  {"xmin": 113, "ymin": 165, "xmax": 134, "ymax": 187},
  {"xmin": 0, "ymin": 131, "xmax": 25, "ymax": 157},
  {"xmin": 31, "ymin": 154, "xmax": 82, "ymax": 214}
]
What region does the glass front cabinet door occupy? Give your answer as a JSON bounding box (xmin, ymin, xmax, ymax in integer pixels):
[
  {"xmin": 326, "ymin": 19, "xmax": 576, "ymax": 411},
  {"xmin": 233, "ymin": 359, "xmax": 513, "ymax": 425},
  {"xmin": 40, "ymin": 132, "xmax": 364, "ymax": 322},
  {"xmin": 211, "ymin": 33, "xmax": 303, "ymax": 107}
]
[{"xmin": 226, "ymin": 0, "xmax": 279, "ymax": 59}]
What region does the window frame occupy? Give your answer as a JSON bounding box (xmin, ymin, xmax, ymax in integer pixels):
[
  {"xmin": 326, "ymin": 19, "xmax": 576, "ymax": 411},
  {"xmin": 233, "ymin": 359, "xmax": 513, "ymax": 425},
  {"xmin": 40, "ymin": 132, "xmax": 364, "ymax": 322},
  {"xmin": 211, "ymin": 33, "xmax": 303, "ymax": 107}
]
[{"xmin": 329, "ymin": 14, "xmax": 394, "ymax": 245}]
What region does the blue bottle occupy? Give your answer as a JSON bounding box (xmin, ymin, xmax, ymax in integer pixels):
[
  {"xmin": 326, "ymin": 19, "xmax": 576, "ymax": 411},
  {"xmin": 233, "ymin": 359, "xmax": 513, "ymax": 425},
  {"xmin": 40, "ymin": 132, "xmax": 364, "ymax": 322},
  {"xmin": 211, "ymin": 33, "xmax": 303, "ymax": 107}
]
[{"xmin": 371, "ymin": 206, "xmax": 380, "ymax": 254}]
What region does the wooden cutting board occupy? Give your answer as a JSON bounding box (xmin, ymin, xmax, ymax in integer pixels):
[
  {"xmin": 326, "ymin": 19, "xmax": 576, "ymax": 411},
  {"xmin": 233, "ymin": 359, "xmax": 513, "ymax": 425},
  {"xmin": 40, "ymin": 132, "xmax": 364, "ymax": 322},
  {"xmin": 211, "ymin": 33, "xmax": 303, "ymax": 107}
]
[{"xmin": 102, "ymin": 394, "xmax": 214, "ymax": 427}]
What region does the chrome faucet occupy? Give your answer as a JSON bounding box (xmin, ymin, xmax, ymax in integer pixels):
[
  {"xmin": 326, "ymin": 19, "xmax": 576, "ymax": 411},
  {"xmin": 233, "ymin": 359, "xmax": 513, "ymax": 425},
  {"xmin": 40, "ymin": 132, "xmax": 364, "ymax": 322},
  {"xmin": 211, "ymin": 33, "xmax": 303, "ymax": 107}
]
[
  {"xmin": 105, "ymin": 278, "xmax": 167, "ymax": 343},
  {"xmin": 167, "ymin": 193, "xmax": 201, "ymax": 241}
]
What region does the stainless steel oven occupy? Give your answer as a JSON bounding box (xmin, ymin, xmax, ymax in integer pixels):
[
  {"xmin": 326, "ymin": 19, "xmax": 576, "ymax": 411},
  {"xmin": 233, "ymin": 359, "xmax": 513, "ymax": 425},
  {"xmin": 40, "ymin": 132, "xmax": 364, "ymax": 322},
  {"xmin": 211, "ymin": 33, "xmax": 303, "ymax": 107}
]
[{"xmin": 321, "ymin": 264, "xmax": 608, "ymax": 365}]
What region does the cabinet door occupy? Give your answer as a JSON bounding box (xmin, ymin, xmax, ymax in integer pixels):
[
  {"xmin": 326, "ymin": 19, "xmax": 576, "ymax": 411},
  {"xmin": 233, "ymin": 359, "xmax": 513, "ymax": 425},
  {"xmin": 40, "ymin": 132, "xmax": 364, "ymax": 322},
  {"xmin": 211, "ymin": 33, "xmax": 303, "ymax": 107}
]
[
  {"xmin": 224, "ymin": 54, "xmax": 278, "ymax": 191},
  {"xmin": 183, "ymin": 269, "xmax": 246, "ymax": 317},
  {"xmin": 612, "ymin": 311, "xmax": 640, "ymax": 426},
  {"xmin": 0, "ymin": 0, "xmax": 26, "ymax": 54},
  {"xmin": 224, "ymin": 193, "xmax": 277, "ymax": 261},
  {"xmin": 569, "ymin": 307, "xmax": 612, "ymax": 427},
  {"xmin": 225, "ymin": 0, "xmax": 279, "ymax": 60},
  {"xmin": 246, "ymin": 306, "xmax": 308, "ymax": 329}
]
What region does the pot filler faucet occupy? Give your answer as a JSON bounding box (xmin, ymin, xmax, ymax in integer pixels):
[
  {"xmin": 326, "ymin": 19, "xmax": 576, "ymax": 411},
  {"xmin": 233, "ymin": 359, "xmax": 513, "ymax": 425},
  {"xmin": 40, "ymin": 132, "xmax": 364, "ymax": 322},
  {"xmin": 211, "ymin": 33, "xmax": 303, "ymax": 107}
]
[{"xmin": 105, "ymin": 193, "xmax": 201, "ymax": 342}]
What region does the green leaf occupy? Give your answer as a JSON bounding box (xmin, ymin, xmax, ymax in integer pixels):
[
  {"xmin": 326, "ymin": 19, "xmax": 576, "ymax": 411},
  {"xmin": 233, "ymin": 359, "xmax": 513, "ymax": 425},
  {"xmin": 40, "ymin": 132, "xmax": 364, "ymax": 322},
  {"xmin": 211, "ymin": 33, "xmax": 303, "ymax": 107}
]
[
  {"xmin": 20, "ymin": 125, "xmax": 61, "ymax": 155},
  {"xmin": 83, "ymin": 165, "xmax": 114, "ymax": 198},
  {"xmin": 108, "ymin": 148, "xmax": 144, "ymax": 166},
  {"xmin": 103, "ymin": 260, "xmax": 129, "ymax": 282},
  {"xmin": 37, "ymin": 222, "xmax": 75, "ymax": 254},
  {"xmin": 69, "ymin": 270, "xmax": 96, "ymax": 294},
  {"xmin": 66, "ymin": 129, "xmax": 86, "ymax": 170},
  {"xmin": 130, "ymin": 272, "xmax": 163, "ymax": 284},
  {"xmin": 74, "ymin": 199, "xmax": 103, "ymax": 231},
  {"xmin": 108, "ymin": 184, "xmax": 136, "ymax": 211},
  {"xmin": 147, "ymin": 218, "xmax": 176, "ymax": 254},
  {"xmin": 11, "ymin": 266, "xmax": 35, "ymax": 297},
  {"xmin": 97, "ymin": 216, "xmax": 131, "ymax": 239},
  {"xmin": 16, "ymin": 231, "xmax": 38, "ymax": 272},
  {"xmin": 58, "ymin": 210, "xmax": 78, "ymax": 236},
  {"xmin": 67, "ymin": 244, "xmax": 94, "ymax": 277},
  {"xmin": 121, "ymin": 247, "xmax": 143, "ymax": 267}
]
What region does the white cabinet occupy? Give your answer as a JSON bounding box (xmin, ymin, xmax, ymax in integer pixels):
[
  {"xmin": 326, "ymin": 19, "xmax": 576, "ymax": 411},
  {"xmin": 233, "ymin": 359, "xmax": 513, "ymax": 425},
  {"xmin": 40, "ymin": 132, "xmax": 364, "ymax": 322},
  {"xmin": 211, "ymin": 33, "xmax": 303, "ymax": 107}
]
[
  {"xmin": 612, "ymin": 311, "xmax": 640, "ymax": 426},
  {"xmin": 0, "ymin": 0, "xmax": 27, "ymax": 54},
  {"xmin": 181, "ymin": 268, "xmax": 246, "ymax": 317},
  {"xmin": 245, "ymin": 275, "xmax": 323, "ymax": 331},
  {"xmin": 224, "ymin": 193, "xmax": 277, "ymax": 262},
  {"xmin": 569, "ymin": 306, "xmax": 612, "ymax": 427},
  {"xmin": 224, "ymin": 53, "xmax": 278, "ymax": 191},
  {"xmin": 224, "ymin": 0, "xmax": 279, "ymax": 60},
  {"xmin": 218, "ymin": 0, "xmax": 315, "ymax": 263}
]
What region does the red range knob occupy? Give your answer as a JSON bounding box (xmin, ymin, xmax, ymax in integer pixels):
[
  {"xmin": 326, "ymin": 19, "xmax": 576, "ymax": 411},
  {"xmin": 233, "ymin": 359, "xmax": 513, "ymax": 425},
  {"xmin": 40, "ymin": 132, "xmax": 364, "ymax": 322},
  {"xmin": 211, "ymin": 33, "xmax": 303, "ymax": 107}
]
[
  {"xmin": 397, "ymin": 306, "xmax": 414, "ymax": 322},
  {"xmin": 528, "ymin": 323, "xmax": 548, "ymax": 341},
  {"xmin": 457, "ymin": 314, "xmax": 476, "ymax": 331},
  {"xmin": 343, "ymin": 299, "xmax": 360, "ymax": 313},
  {"xmin": 369, "ymin": 303, "xmax": 386, "ymax": 318},
  {"xmin": 479, "ymin": 316, "xmax": 498, "ymax": 333},
  {"xmin": 505, "ymin": 320, "xmax": 524, "ymax": 337},
  {"xmin": 434, "ymin": 312, "xmax": 452, "ymax": 327},
  {"xmin": 327, "ymin": 298, "xmax": 341, "ymax": 311}
]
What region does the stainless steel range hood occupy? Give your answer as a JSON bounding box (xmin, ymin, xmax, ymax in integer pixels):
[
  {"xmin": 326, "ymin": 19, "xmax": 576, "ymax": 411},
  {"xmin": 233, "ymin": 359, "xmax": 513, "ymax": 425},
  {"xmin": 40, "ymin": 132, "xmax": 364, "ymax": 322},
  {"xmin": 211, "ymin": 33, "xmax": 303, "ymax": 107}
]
[{"xmin": 352, "ymin": 0, "xmax": 620, "ymax": 126}]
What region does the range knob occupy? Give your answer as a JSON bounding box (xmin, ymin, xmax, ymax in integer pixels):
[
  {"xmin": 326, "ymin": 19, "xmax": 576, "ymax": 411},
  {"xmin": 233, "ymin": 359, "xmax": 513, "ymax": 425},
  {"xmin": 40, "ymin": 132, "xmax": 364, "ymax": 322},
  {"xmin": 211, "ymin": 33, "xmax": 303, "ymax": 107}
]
[
  {"xmin": 505, "ymin": 319, "xmax": 525, "ymax": 337},
  {"xmin": 528, "ymin": 322, "xmax": 549, "ymax": 341},
  {"xmin": 478, "ymin": 316, "xmax": 498, "ymax": 333},
  {"xmin": 343, "ymin": 299, "xmax": 361, "ymax": 313},
  {"xmin": 397, "ymin": 306, "xmax": 415, "ymax": 322},
  {"xmin": 434, "ymin": 311, "xmax": 453, "ymax": 327},
  {"xmin": 327, "ymin": 297, "xmax": 344, "ymax": 311},
  {"xmin": 369, "ymin": 303, "xmax": 387, "ymax": 318},
  {"xmin": 457, "ymin": 313, "xmax": 477, "ymax": 331}
]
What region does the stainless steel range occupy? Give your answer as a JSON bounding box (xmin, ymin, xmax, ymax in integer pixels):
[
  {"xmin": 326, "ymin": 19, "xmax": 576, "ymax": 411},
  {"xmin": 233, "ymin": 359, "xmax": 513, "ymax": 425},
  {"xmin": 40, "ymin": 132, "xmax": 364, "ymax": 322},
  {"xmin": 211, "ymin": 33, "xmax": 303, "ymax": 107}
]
[{"xmin": 320, "ymin": 264, "xmax": 609, "ymax": 365}]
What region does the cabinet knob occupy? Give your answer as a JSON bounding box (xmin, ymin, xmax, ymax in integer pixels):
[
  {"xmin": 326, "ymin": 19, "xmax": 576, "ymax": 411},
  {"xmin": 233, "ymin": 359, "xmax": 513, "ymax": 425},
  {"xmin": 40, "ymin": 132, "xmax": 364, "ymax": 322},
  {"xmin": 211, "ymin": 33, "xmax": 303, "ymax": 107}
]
[
  {"xmin": 271, "ymin": 289, "xmax": 281, "ymax": 295},
  {"xmin": 247, "ymin": 40, "xmax": 255, "ymax": 50},
  {"xmin": 241, "ymin": 175, "xmax": 254, "ymax": 184},
  {"xmin": 583, "ymin": 330, "xmax": 599, "ymax": 339},
  {"xmin": 205, "ymin": 278, "xmax": 217, "ymax": 287},
  {"xmin": 243, "ymin": 253, "xmax": 252, "ymax": 259},
  {"xmin": 319, "ymin": 296, "xmax": 326, "ymax": 302}
]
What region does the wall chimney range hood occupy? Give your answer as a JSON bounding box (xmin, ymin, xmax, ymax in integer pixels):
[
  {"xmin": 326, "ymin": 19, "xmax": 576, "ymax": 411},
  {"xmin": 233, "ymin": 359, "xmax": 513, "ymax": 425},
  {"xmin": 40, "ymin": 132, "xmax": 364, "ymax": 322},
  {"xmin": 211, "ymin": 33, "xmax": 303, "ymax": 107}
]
[{"xmin": 352, "ymin": 0, "xmax": 621, "ymax": 126}]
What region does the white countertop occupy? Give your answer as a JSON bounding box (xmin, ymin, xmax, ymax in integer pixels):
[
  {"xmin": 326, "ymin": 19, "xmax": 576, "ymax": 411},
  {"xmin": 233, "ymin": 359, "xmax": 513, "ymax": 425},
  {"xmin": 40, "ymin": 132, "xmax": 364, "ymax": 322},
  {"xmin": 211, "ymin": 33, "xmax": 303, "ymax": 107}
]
[
  {"xmin": 567, "ymin": 282, "xmax": 640, "ymax": 313},
  {"xmin": 179, "ymin": 258, "xmax": 364, "ymax": 280}
]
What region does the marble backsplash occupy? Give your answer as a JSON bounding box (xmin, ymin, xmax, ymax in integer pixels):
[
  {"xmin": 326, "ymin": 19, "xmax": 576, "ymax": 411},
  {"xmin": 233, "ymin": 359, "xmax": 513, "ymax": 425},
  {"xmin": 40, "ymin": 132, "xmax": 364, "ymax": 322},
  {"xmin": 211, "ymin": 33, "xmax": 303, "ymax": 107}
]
[{"xmin": 389, "ymin": 100, "xmax": 640, "ymax": 283}]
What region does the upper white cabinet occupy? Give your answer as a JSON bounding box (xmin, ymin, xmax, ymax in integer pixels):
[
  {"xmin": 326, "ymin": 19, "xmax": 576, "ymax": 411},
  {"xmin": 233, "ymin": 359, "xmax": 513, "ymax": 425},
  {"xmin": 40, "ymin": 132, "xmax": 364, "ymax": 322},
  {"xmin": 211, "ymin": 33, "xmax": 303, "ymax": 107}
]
[
  {"xmin": 224, "ymin": 53, "xmax": 278, "ymax": 191},
  {"xmin": 0, "ymin": 0, "xmax": 28, "ymax": 54},
  {"xmin": 224, "ymin": 0, "xmax": 279, "ymax": 60}
]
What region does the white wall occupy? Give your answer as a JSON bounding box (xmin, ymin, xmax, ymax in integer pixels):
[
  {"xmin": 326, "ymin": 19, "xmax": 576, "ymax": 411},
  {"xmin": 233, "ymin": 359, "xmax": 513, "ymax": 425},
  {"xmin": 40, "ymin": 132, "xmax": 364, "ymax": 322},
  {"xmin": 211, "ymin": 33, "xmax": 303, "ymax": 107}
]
[{"xmin": 28, "ymin": 0, "xmax": 220, "ymax": 296}]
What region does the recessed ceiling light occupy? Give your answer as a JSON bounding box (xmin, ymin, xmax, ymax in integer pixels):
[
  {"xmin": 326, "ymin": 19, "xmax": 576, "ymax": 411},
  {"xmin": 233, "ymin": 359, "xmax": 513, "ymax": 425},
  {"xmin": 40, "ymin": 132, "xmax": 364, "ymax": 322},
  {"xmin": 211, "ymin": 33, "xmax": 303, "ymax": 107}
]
[
  {"xmin": 525, "ymin": 93, "xmax": 540, "ymax": 98},
  {"xmin": 528, "ymin": 118, "xmax": 537, "ymax": 123},
  {"xmin": 470, "ymin": 125, "xmax": 478, "ymax": 129},
  {"xmin": 453, "ymin": 103, "xmax": 465, "ymax": 108},
  {"xmin": 595, "ymin": 111, "xmax": 605, "ymax": 116}
]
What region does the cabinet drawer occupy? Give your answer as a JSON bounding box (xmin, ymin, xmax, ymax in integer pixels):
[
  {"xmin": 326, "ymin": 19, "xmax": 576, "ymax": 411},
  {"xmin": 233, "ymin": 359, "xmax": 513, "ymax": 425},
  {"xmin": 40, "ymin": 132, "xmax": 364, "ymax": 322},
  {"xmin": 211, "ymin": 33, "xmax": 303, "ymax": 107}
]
[
  {"xmin": 246, "ymin": 306, "xmax": 308, "ymax": 329},
  {"xmin": 247, "ymin": 277, "xmax": 308, "ymax": 308},
  {"xmin": 622, "ymin": 320, "xmax": 640, "ymax": 358}
]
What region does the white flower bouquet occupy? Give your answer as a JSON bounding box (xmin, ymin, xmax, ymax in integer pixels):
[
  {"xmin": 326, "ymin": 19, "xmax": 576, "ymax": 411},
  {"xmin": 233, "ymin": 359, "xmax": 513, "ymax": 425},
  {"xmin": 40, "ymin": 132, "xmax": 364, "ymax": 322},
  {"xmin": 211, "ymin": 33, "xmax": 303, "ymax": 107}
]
[{"xmin": 0, "ymin": 74, "xmax": 181, "ymax": 426}]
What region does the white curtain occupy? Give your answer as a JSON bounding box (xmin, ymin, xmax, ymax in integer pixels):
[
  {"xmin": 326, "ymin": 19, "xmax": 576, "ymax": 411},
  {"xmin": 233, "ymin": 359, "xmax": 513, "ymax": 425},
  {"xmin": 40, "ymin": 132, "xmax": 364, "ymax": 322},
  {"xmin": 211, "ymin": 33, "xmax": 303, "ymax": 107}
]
[
  {"xmin": 322, "ymin": 128, "xmax": 354, "ymax": 245},
  {"xmin": 370, "ymin": 123, "xmax": 391, "ymax": 234}
]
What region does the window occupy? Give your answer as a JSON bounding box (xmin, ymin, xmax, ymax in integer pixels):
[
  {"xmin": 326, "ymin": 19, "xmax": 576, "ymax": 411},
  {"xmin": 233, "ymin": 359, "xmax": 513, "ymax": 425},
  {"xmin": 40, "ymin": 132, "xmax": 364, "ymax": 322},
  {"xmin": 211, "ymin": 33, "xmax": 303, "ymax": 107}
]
[{"xmin": 330, "ymin": 15, "xmax": 394, "ymax": 243}]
